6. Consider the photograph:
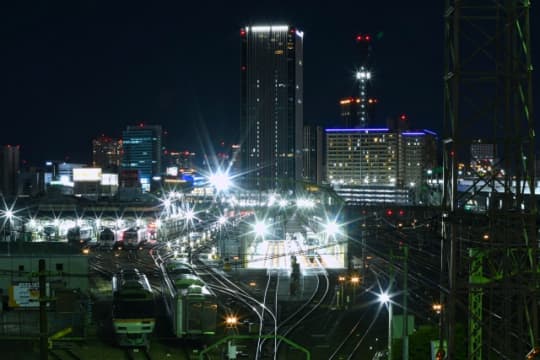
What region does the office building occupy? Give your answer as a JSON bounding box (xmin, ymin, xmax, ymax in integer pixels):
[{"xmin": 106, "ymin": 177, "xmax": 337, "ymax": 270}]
[
  {"xmin": 303, "ymin": 125, "xmax": 323, "ymax": 185},
  {"xmin": 240, "ymin": 24, "xmax": 304, "ymax": 191},
  {"xmin": 92, "ymin": 135, "xmax": 122, "ymax": 170},
  {"xmin": 121, "ymin": 124, "xmax": 162, "ymax": 192},
  {"xmin": 0, "ymin": 145, "xmax": 20, "ymax": 197},
  {"xmin": 326, "ymin": 128, "xmax": 437, "ymax": 204}
]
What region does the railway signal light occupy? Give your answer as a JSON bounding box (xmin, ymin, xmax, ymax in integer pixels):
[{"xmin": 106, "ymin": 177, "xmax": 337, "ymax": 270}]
[{"xmin": 435, "ymin": 349, "xmax": 445, "ymax": 360}]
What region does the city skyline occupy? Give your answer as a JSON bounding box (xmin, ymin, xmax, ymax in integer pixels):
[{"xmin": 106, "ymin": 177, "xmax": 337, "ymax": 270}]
[{"xmin": 2, "ymin": 2, "xmax": 538, "ymax": 167}]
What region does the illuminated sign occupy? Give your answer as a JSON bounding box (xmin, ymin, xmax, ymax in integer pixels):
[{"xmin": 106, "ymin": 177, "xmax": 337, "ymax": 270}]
[
  {"xmin": 8, "ymin": 282, "xmax": 50, "ymax": 308},
  {"xmin": 166, "ymin": 167, "xmax": 178, "ymax": 176},
  {"xmin": 73, "ymin": 168, "xmax": 102, "ymax": 182},
  {"xmin": 101, "ymin": 173, "xmax": 118, "ymax": 186}
]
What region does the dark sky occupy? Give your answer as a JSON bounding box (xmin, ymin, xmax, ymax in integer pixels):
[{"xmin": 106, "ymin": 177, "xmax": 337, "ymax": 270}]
[{"xmin": 1, "ymin": 1, "xmax": 536, "ymax": 165}]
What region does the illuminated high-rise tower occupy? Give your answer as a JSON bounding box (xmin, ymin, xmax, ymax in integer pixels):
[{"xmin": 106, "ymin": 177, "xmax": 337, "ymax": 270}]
[
  {"xmin": 354, "ymin": 34, "xmax": 373, "ymax": 128},
  {"xmin": 121, "ymin": 124, "xmax": 162, "ymax": 192},
  {"xmin": 240, "ymin": 25, "xmax": 304, "ymax": 191}
]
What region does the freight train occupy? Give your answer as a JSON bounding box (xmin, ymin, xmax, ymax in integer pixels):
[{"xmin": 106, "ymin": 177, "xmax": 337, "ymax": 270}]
[
  {"xmin": 112, "ymin": 268, "xmax": 156, "ymax": 347},
  {"xmin": 160, "ymin": 258, "xmax": 218, "ymax": 338}
]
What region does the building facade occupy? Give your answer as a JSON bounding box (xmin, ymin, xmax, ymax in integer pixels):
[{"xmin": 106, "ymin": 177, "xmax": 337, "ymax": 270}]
[
  {"xmin": 92, "ymin": 135, "xmax": 122, "ymax": 170},
  {"xmin": 326, "ymin": 128, "xmax": 437, "ymax": 204},
  {"xmin": 0, "ymin": 145, "xmax": 19, "ymax": 197},
  {"xmin": 302, "ymin": 125, "xmax": 323, "ymax": 185},
  {"xmin": 240, "ymin": 25, "xmax": 304, "ymax": 191},
  {"xmin": 121, "ymin": 124, "xmax": 162, "ymax": 192}
]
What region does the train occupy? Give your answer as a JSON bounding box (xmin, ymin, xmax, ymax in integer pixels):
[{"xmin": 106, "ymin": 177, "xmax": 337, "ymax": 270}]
[
  {"xmin": 160, "ymin": 258, "xmax": 218, "ymax": 338},
  {"xmin": 112, "ymin": 268, "xmax": 156, "ymax": 347},
  {"xmin": 97, "ymin": 227, "xmax": 122, "ymax": 249},
  {"xmin": 67, "ymin": 226, "xmax": 95, "ymax": 245},
  {"xmin": 122, "ymin": 227, "xmax": 147, "ymax": 249}
]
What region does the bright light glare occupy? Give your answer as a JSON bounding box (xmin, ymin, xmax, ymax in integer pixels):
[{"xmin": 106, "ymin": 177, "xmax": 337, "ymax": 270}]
[
  {"xmin": 279, "ymin": 199, "xmax": 288, "ymax": 207},
  {"xmin": 5, "ymin": 210, "xmax": 13, "ymax": 219},
  {"xmin": 378, "ymin": 292, "xmax": 390, "ymax": 304},
  {"xmin": 218, "ymin": 216, "xmax": 227, "ymax": 225},
  {"xmin": 225, "ymin": 316, "xmax": 238, "ymax": 327},
  {"xmin": 185, "ymin": 209, "xmax": 195, "ymax": 221},
  {"xmin": 356, "ymin": 71, "xmax": 372, "ymax": 80},
  {"xmin": 209, "ymin": 171, "xmax": 232, "ymax": 192},
  {"xmin": 325, "ymin": 221, "xmax": 339, "ymax": 236},
  {"xmin": 296, "ymin": 198, "xmax": 315, "ymax": 208},
  {"xmin": 254, "ymin": 221, "xmax": 268, "ymax": 237}
]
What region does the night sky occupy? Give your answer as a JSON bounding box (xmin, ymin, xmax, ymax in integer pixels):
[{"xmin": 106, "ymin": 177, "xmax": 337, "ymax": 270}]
[{"xmin": 2, "ymin": 2, "xmax": 537, "ymax": 166}]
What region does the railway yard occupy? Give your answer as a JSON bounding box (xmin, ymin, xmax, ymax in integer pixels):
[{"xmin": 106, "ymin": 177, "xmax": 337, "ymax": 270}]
[{"xmin": 0, "ymin": 202, "xmax": 397, "ymax": 360}]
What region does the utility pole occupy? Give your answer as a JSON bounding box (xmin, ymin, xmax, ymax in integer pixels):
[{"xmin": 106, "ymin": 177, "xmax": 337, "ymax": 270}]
[
  {"xmin": 39, "ymin": 259, "xmax": 47, "ymax": 360},
  {"xmin": 402, "ymin": 244, "xmax": 409, "ymax": 360}
]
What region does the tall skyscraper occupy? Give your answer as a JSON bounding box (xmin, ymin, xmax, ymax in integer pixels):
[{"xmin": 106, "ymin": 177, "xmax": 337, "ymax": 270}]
[
  {"xmin": 240, "ymin": 25, "xmax": 304, "ymax": 191},
  {"xmin": 92, "ymin": 135, "xmax": 122, "ymax": 170},
  {"xmin": 0, "ymin": 145, "xmax": 20, "ymax": 197},
  {"xmin": 121, "ymin": 124, "xmax": 162, "ymax": 192}
]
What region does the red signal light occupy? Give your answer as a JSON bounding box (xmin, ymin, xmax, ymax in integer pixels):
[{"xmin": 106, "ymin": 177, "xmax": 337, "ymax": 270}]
[
  {"xmin": 435, "ymin": 349, "xmax": 445, "ymax": 360},
  {"xmin": 240, "ymin": 29, "xmax": 246, "ymax": 36},
  {"xmin": 386, "ymin": 209, "xmax": 393, "ymax": 216},
  {"xmin": 399, "ymin": 209, "xmax": 405, "ymax": 216},
  {"xmin": 400, "ymin": 114, "xmax": 407, "ymax": 121},
  {"xmin": 365, "ymin": 35, "xmax": 371, "ymax": 41},
  {"xmin": 356, "ymin": 35, "xmax": 363, "ymax": 41}
]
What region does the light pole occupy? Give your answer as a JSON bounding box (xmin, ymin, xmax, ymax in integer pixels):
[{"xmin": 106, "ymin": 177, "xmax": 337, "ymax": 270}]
[
  {"xmin": 350, "ymin": 275, "xmax": 360, "ymax": 303},
  {"xmin": 218, "ymin": 216, "xmax": 227, "ymax": 260},
  {"xmin": 379, "ymin": 291, "xmax": 393, "ymax": 360},
  {"xmin": 337, "ymin": 275, "xmax": 346, "ymax": 309}
]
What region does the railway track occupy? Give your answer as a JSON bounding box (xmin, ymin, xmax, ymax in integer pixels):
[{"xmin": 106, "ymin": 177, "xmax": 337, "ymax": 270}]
[{"xmin": 48, "ymin": 348, "xmax": 81, "ymax": 360}]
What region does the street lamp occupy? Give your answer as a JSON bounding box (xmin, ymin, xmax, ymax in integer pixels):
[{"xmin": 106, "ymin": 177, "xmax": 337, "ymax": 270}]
[
  {"xmin": 378, "ymin": 291, "xmax": 393, "ymax": 360},
  {"xmin": 350, "ymin": 275, "xmax": 360, "ymax": 304},
  {"xmin": 209, "ymin": 170, "xmax": 232, "ymax": 193},
  {"xmin": 253, "ymin": 220, "xmax": 268, "ymax": 239}
]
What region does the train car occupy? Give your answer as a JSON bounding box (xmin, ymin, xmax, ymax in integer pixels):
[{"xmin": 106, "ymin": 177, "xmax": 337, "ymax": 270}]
[
  {"xmin": 67, "ymin": 226, "xmax": 94, "ymax": 246},
  {"xmin": 97, "ymin": 227, "xmax": 121, "ymax": 249},
  {"xmin": 165, "ymin": 259, "xmax": 195, "ymax": 277},
  {"xmin": 112, "ymin": 268, "xmax": 155, "ymax": 347},
  {"xmin": 122, "ymin": 227, "xmax": 147, "ymax": 249},
  {"xmin": 161, "ymin": 263, "xmax": 217, "ymax": 339}
]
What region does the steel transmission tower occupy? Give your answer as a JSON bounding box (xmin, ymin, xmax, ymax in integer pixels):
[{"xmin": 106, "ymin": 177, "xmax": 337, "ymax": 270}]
[{"xmin": 442, "ymin": 1, "xmax": 537, "ymax": 359}]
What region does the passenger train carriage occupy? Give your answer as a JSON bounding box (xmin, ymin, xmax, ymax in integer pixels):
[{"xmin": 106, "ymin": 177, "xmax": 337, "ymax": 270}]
[
  {"xmin": 122, "ymin": 227, "xmax": 147, "ymax": 249},
  {"xmin": 112, "ymin": 268, "xmax": 156, "ymax": 347},
  {"xmin": 160, "ymin": 259, "xmax": 218, "ymax": 338}
]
